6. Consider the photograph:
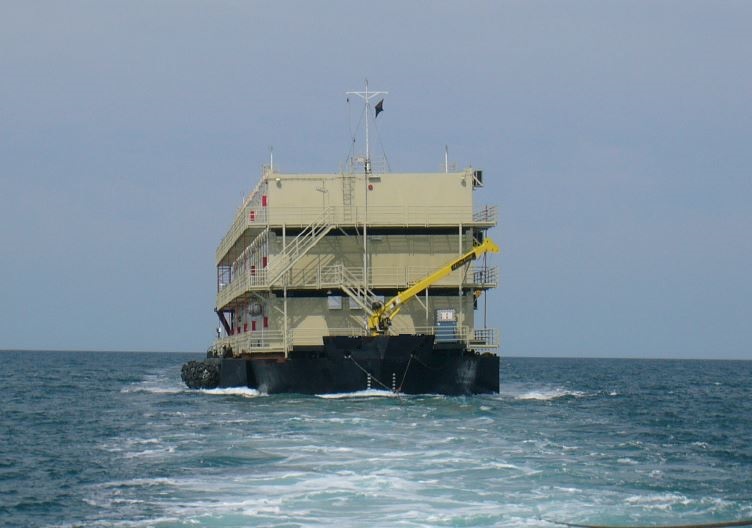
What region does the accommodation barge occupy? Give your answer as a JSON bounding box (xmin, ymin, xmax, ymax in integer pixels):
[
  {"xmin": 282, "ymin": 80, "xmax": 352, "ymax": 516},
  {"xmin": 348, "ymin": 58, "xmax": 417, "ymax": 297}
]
[{"xmin": 182, "ymin": 90, "xmax": 500, "ymax": 394}]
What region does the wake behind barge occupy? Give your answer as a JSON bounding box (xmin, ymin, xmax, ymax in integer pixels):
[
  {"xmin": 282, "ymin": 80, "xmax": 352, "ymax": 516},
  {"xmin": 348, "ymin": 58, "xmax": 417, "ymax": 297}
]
[{"xmin": 182, "ymin": 88, "xmax": 500, "ymax": 395}]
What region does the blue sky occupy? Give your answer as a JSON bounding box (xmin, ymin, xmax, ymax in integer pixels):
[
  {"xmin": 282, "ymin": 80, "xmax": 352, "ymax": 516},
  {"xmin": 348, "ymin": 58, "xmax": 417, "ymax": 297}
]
[{"xmin": 1, "ymin": 1, "xmax": 750, "ymax": 358}]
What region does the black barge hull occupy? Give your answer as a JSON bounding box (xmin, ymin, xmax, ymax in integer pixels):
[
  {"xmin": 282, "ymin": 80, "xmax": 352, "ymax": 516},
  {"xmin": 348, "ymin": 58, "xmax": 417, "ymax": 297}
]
[{"xmin": 183, "ymin": 334, "xmax": 499, "ymax": 395}]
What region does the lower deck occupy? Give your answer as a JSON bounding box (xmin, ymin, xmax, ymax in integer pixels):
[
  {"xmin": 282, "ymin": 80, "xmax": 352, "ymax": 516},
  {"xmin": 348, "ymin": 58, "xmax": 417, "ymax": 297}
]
[{"xmin": 210, "ymin": 334, "xmax": 500, "ymax": 395}]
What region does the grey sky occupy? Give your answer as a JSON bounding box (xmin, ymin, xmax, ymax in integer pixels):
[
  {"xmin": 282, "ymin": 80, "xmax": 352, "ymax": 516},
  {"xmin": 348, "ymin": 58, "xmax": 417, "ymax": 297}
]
[{"xmin": 1, "ymin": 1, "xmax": 750, "ymax": 358}]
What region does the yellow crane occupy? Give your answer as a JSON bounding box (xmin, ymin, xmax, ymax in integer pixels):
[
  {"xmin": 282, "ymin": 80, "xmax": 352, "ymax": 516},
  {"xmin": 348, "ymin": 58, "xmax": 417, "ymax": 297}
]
[{"xmin": 368, "ymin": 237, "xmax": 500, "ymax": 335}]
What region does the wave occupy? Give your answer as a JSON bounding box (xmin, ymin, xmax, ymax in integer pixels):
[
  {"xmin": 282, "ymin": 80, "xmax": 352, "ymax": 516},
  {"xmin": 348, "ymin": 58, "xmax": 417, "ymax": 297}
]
[
  {"xmin": 510, "ymin": 388, "xmax": 588, "ymax": 401},
  {"xmin": 316, "ymin": 389, "xmax": 399, "ymax": 399},
  {"xmin": 122, "ymin": 446, "xmax": 176, "ymax": 459},
  {"xmin": 624, "ymin": 492, "xmax": 693, "ymax": 510},
  {"xmin": 122, "ymin": 374, "xmax": 263, "ymax": 398},
  {"xmin": 199, "ymin": 387, "xmax": 264, "ymax": 398},
  {"xmin": 120, "ymin": 385, "xmax": 185, "ymax": 395},
  {"xmin": 120, "ymin": 371, "xmax": 186, "ymax": 395}
]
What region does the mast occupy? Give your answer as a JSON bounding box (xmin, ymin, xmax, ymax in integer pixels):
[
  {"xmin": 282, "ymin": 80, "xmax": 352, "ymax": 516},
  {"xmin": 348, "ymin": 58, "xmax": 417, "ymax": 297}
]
[{"xmin": 346, "ymin": 80, "xmax": 388, "ymax": 311}]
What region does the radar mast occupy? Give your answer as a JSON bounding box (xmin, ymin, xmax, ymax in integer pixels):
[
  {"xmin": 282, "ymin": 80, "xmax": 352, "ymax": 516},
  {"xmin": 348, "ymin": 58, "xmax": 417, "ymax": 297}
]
[
  {"xmin": 346, "ymin": 80, "xmax": 388, "ymax": 318},
  {"xmin": 346, "ymin": 79, "xmax": 388, "ymax": 175}
]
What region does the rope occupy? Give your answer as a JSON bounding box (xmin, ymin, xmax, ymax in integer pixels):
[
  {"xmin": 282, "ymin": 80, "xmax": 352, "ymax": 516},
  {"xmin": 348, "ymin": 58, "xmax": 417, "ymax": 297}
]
[
  {"xmin": 347, "ymin": 354, "xmax": 416, "ymax": 394},
  {"xmin": 343, "ymin": 104, "xmax": 366, "ymax": 168},
  {"xmin": 371, "ymin": 117, "xmax": 391, "ymax": 172},
  {"xmin": 397, "ymin": 354, "xmax": 414, "ymax": 392},
  {"xmin": 544, "ymin": 517, "xmax": 752, "ymax": 528},
  {"xmin": 347, "ymin": 355, "xmax": 391, "ymax": 391}
]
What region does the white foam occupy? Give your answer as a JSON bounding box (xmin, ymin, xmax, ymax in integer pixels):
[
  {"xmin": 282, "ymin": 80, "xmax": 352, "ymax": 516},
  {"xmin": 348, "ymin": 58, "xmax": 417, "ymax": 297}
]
[
  {"xmin": 200, "ymin": 387, "xmax": 264, "ymax": 398},
  {"xmin": 500, "ymin": 382, "xmax": 590, "ymax": 401},
  {"xmin": 241, "ymin": 504, "xmax": 282, "ymax": 516},
  {"xmin": 625, "ymin": 492, "xmax": 691, "ymax": 510},
  {"xmin": 120, "ymin": 384, "xmax": 186, "ymax": 395},
  {"xmin": 70, "ymin": 516, "xmax": 182, "ymax": 528},
  {"xmin": 99, "ymin": 477, "xmax": 182, "ymax": 489},
  {"xmin": 316, "ymin": 389, "xmax": 398, "ymax": 399},
  {"xmin": 118, "ymin": 369, "xmax": 190, "ymax": 395},
  {"xmin": 489, "ymin": 462, "xmax": 543, "ymax": 477},
  {"xmin": 513, "ymin": 388, "xmax": 587, "ymax": 401},
  {"xmin": 122, "ymin": 446, "xmax": 176, "ymax": 459},
  {"xmin": 554, "ymin": 486, "xmax": 582, "ymax": 494}
]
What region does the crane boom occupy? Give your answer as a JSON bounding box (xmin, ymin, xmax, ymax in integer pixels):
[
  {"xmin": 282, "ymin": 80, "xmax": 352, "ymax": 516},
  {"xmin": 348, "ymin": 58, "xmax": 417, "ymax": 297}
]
[{"xmin": 368, "ymin": 237, "xmax": 500, "ymax": 334}]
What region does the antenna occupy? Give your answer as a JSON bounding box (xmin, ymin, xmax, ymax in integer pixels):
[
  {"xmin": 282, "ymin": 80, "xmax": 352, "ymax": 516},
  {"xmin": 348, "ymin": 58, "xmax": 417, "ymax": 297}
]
[
  {"xmin": 345, "ymin": 80, "xmax": 388, "ymax": 319},
  {"xmin": 346, "ymin": 79, "xmax": 388, "ymax": 175}
]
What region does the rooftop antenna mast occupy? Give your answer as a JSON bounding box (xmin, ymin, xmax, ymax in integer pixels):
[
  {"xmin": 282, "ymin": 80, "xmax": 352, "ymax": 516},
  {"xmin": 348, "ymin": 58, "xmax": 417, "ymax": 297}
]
[
  {"xmin": 346, "ymin": 79, "xmax": 388, "ymax": 175},
  {"xmin": 346, "ymin": 80, "xmax": 388, "ymax": 323}
]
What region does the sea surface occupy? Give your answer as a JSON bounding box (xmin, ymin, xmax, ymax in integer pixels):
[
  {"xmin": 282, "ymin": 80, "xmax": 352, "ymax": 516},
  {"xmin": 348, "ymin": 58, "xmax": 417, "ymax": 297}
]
[{"xmin": 1, "ymin": 352, "xmax": 751, "ymax": 528}]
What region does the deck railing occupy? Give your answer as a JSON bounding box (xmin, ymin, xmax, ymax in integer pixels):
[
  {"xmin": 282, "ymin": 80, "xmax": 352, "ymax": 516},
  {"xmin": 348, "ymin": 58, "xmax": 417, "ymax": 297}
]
[
  {"xmin": 215, "ymin": 330, "xmax": 287, "ymax": 355},
  {"xmin": 217, "ymin": 263, "xmax": 498, "ymax": 309},
  {"xmin": 263, "ymin": 205, "xmax": 497, "ymax": 227},
  {"xmin": 216, "ymin": 204, "xmax": 498, "ymax": 263},
  {"xmin": 286, "ymin": 264, "xmax": 498, "ymax": 290},
  {"xmin": 215, "ymin": 324, "xmax": 499, "ymax": 356}
]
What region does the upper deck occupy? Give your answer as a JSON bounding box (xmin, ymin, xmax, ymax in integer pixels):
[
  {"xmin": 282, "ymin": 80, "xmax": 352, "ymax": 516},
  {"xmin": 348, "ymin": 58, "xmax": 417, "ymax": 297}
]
[{"xmin": 216, "ymin": 168, "xmax": 497, "ymax": 266}]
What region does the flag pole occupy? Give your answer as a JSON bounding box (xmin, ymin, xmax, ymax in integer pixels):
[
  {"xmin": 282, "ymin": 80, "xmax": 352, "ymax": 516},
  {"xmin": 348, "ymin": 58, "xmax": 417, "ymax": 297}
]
[
  {"xmin": 345, "ymin": 80, "xmax": 388, "ymax": 322},
  {"xmin": 365, "ymin": 79, "xmax": 370, "ymax": 175}
]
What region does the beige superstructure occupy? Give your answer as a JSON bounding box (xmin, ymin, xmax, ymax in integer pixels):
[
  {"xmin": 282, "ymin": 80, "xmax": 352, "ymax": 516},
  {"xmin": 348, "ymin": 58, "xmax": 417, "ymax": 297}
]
[{"xmin": 213, "ymin": 166, "xmax": 498, "ymax": 356}]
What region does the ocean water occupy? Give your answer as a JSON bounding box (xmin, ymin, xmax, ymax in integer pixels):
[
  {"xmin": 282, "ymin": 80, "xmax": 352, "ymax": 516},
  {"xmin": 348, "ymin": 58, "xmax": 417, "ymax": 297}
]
[{"xmin": 1, "ymin": 352, "xmax": 751, "ymax": 528}]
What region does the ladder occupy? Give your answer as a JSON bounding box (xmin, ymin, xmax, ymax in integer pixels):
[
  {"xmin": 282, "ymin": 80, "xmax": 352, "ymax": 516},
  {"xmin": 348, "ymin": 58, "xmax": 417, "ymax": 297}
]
[{"xmin": 342, "ymin": 172, "xmax": 354, "ymax": 223}]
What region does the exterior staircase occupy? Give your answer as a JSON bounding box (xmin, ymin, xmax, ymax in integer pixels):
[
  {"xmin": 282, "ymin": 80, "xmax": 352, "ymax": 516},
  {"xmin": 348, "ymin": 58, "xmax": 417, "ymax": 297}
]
[
  {"xmin": 338, "ymin": 265, "xmax": 378, "ymax": 315},
  {"xmin": 267, "ymin": 207, "xmax": 336, "ymax": 286}
]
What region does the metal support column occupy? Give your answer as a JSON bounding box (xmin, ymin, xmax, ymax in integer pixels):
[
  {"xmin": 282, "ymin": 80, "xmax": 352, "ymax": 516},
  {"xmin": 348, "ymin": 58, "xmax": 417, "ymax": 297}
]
[{"xmin": 458, "ymin": 223, "xmax": 463, "ymax": 328}]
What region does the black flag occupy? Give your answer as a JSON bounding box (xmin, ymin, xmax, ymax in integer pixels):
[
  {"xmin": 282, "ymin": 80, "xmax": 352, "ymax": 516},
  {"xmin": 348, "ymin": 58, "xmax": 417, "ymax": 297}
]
[{"xmin": 375, "ymin": 99, "xmax": 384, "ymax": 118}]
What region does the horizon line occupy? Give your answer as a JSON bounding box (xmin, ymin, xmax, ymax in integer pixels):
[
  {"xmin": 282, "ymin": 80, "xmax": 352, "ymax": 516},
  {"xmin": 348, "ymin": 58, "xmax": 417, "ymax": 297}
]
[{"xmin": 0, "ymin": 349, "xmax": 749, "ymax": 361}]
